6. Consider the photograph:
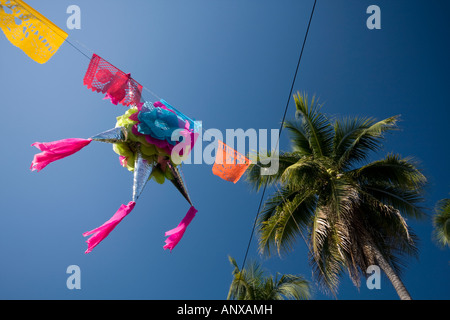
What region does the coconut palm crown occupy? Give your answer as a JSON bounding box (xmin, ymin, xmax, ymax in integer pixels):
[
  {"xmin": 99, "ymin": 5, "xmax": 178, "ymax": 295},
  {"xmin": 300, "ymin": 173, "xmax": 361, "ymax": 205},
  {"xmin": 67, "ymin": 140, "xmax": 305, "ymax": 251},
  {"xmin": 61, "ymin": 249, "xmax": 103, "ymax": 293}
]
[
  {"xmin": 227, "ymin": 256, "xmax": 311, "ymax": 300},
  {"xmin": 246, "ymin": 92, "xmax": 427, "ymax": 300}
]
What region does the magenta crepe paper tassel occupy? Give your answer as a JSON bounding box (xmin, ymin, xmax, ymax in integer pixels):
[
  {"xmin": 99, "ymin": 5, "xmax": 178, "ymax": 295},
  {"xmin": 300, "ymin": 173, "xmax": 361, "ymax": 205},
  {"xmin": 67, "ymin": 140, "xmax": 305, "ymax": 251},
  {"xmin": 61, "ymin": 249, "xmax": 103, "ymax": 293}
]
[
  {"xmin": 30, "ymin": 138, "xmax": 92, "ymax": 172},
  {"xmin": 83, "ymin": 201, "xmax": 136, "ymax": 253},
  {"xmin": 164, "ymin": 206, "xmax": 197, "ymax": 252},
  {"xmin": 119, "ymin": 155, "xmax": 128, "ymax": 167}
]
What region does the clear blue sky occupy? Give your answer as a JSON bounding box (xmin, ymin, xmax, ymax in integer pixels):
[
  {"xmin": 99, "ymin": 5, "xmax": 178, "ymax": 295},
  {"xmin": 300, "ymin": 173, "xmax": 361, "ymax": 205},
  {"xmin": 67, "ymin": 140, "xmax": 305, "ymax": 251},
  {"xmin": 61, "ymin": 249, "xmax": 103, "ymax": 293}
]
[{"xmin": 0, "ymin": 0, "xmax": 448, "ymax": 300}]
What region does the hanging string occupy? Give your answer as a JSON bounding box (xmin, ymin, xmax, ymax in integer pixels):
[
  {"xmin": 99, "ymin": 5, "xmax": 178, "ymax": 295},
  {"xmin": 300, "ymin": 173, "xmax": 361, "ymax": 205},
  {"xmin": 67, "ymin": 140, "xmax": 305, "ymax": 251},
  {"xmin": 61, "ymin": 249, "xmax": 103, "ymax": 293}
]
[
  {"xmin": 233, "ymin": 0, "xmax": 317, "ymax": 299},
  {"xmin": 73, "ymin": 39, "xmax": 95, "ymax": 57},
  {"xmin": 64, "ymin": 37, "xmax": 91, "ymax": 61}
]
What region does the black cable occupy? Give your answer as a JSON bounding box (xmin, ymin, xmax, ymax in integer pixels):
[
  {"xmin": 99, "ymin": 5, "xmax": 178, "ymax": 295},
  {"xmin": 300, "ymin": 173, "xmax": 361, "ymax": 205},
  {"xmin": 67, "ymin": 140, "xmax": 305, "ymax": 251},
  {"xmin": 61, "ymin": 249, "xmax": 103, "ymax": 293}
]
[
  {"xmin": 233, "ymin": 0, "xmax": 317, "ymax": 299},
  {"xmin": 278, "ymin": 0, "xmax": 317, "ymax": 135},
  {"xmin": 64, "ymin": 37, "xmax": 92, "ymax": 61}
]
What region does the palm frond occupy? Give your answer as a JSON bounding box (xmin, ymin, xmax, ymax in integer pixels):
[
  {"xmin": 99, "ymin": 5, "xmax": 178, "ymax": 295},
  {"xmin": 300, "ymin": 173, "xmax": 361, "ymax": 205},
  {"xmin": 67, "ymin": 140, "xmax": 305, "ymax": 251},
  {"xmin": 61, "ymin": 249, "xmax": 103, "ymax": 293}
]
[
  {"xmin": 311, "ymin": 206, "xmax": 331, "ymax": 260},
  {"xmin": 433, "ymin": 198, "xmax": 450, "ymax": 247},
  {"xmin": 273, "ymin": 274, "xmax": 311, "ymax": 300},
  {"xmin": 309, "ymin": 210, "xmax": 346, "ymax": 296},
  {"xmin": 334, "ymin": 115, "xmax": 399, "ymax": 169},
  {"xmin": 227, "ymin": 256, "xmax": 265, "ymax": 300},
  {"xmin": 367, "ymin": 219, "xmax": 420, "ymax": 280},
  {"xmin": 227, "ymin": 256, "xmax": 248, "ymax": 300},
  {"xmin": 353, "ymin": 200, "xmax": 420, "ymax": 280},
  {"xmin": 293, "ymin": 92, "xmax": 334, "ymax": 158},
  {"xmin": 280, "ymin": 156, "xmax": 326, "ymax": 190},
  {"xmin": 310, "ymin": 186, "xmax": 362, "ymax": 294},
  {"xmin": 351, "ymin": 154, "xmax": 427, "ymax": 190},
  {"xmin": 284, "ymin": 119, "xmax": 313, "ymax": 156},
  {"xmin": 323, "ymin": 176, "xmax": 361, "ymax": 223},
  {"xmin": 258, "ymin": 187, "xmax": 317, "ymax": 257},
  {"xmin": 246, "ymin": 151, "xmax": 301, "ymax": 191},
  {"xmin": 227, "ymin": 256, "xmax": 311, "ymax": 300},
  {"xmin": 363, "ymin": 183, "xmax": 426, "ymax": 219}
]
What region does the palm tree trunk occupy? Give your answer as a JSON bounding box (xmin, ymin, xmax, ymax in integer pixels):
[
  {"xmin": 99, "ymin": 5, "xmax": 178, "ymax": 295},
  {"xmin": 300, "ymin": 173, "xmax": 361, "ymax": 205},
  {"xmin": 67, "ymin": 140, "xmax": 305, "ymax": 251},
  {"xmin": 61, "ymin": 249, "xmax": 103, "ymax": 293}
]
[{"xmin": 370, "ymin": 244, "xmax": 412, "ymax": 300}]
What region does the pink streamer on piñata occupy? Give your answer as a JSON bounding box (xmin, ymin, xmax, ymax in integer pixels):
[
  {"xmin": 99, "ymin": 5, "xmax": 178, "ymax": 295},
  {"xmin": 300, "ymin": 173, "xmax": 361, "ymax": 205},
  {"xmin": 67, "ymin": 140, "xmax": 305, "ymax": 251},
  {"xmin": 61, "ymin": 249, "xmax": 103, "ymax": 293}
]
[
  {"xmin": 119, "ymin": 155, "xmax": 128, "ymax": 167},
  {"xmin": 164, "ymin": 206, "xmax": 197, "ymax": 252},
  {"xmin": 30, "ymin": 138, "xmax": 92, "ymax": 172},
  {"xmin": 83, "ymin": 201, "xmax": 136, "ymax": 253}
]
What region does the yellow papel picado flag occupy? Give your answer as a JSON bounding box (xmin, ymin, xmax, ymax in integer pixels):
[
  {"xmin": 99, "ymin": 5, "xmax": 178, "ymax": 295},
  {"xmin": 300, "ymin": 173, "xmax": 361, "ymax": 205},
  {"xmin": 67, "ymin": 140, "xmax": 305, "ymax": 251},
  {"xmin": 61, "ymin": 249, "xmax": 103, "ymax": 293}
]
[{"xmin": 0, "ymin": 0, "xmax": 67, "ymax": 63}]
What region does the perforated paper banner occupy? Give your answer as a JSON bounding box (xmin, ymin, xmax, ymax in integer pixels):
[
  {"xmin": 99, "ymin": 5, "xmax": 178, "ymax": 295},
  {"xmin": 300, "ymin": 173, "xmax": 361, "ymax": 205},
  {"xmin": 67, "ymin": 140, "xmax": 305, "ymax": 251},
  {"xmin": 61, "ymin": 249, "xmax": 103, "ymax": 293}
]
[
  {"xmin": 0, "ymin": 0, "xmax": 68, "ymax": 64},
  {"xmin": 83, "ymin": 53, "xmax": 143, "ymax": 106},
  {"xmin": 212, "ymin": 140, "xmax": 251, "ymax": 183}
]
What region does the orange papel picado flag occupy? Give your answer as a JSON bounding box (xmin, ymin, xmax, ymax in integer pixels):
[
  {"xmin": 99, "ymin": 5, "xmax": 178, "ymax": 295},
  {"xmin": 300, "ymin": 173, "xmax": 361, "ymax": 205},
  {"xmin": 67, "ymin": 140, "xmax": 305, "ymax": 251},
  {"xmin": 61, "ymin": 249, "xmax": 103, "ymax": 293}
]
[
  {"xmin": 212, "ymin": 140, "xmax": 251, "ymax": 184},
  {"xmin": 0, "ymin": 0, "xmax": 68, "ymax": 63}
]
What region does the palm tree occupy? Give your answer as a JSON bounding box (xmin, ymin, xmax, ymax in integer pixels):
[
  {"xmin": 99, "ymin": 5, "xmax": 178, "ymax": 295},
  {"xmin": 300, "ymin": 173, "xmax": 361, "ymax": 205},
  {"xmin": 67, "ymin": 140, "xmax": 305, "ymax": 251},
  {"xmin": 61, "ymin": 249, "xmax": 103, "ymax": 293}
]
[
  {"xmin": 433, "ymin": 198, "xmax": 450, "ymax": 247},
  {"xmin": 227, "ymin": 256, "xmax": 311, "ymax": 300},
  {"xmin": 246, "ymin": 92, "xmax": 427, "ymax": 300}
]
